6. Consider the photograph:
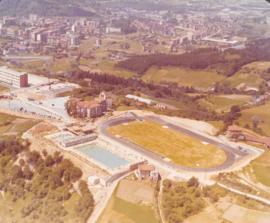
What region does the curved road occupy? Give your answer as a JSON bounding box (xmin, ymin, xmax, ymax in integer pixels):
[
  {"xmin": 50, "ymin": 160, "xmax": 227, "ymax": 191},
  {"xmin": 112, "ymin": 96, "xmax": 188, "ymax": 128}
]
[{"xmin": 99, "ymin": 114, "xmax": 248, "ymax": 173}]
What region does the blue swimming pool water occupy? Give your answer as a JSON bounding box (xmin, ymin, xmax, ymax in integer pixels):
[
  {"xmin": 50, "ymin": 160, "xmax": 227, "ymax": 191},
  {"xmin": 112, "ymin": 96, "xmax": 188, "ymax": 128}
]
[{"xmin": 76, "ymin": 144, "xmax": 130, "ymax": 169}]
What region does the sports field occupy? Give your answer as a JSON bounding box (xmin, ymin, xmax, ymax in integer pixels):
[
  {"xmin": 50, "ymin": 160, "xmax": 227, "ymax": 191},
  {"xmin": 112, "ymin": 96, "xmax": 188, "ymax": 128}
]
[{"xmin": 108, "ymin": 121, "xmax": 227, "ymax": 168}]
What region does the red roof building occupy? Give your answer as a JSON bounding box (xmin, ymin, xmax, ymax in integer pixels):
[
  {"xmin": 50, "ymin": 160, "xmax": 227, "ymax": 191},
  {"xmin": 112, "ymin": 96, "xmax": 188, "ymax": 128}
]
[
  {"xmin": 66, "ymin": 92, "xmax": 110, "ymax": 119},
  {"xmin": 227, "ymin": 125, "xmax": 270, "ymax": 148}
]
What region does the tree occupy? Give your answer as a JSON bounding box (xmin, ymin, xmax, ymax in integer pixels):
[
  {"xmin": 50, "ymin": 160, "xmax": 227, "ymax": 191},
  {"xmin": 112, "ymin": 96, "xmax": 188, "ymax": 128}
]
[
  {"xmin": 45, "ymin": 155, "xmax": 55, "ymax": 167},
  {"xmin": 11, "ymin": 165, "xmax": 23, "ymax": 181},
  {"xmin": 187, "ymin": 177, "xmax": 199, "ymax": 187}
]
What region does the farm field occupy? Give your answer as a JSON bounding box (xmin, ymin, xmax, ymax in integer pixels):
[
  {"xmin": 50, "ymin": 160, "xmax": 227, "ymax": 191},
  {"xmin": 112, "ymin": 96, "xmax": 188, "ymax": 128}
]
[
  {"xmin": 141, "ymin": 66, "xmax": 225, "ymax": 89},
  {"xmin": 108, "ymin": 120, "xmax": 227, "ymax": 168},
  {"xmin": 224, "ymin": 61, "xmax": 270, "ymax": 88},
  {"xmin": 222, "ymin": 203, "xmax": 270, "ymax": 223},
  {"xmin": 185, "ymin": 190, "xmax": 270, "ymax": 223},
  {"xmin": 238, "ymin": 101, "xmax": 270, "ymax": 136},
  {"xmin": 198, "ymin": 95, "xmax": 251, "ymax": 113},
  {"xmin": 98, "ymin": 179, "xmax": 159, "ymax": 223}
]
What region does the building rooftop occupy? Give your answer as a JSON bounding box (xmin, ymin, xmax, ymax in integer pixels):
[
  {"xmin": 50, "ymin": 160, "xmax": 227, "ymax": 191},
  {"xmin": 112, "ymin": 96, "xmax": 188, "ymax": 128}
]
[
  {"xmin": 0, "ymin": 66, "xmax": 27, "ymax": 77},
  {"xmin": 138, "ymin": 164, "xmax": 155, "ymax": 172}
]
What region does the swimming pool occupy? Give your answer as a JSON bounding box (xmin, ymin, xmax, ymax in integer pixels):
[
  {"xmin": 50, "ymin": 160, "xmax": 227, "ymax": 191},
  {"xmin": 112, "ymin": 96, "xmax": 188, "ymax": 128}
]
[{"xmin": 76, "ymin": 144, "xmax": 130, "ymax": 170}]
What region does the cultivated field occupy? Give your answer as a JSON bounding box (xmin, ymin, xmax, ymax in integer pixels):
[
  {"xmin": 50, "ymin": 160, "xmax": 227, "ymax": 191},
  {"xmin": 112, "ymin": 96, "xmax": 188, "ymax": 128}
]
[
  {"xmin": 142, "ymin": 66, "xmax": 224, "ymax": 89},
  {"xmin": 98, "ymin": 179, "xmax": 159, "ymax": 223},
  {"xmin": 108, "ymin": 121, "xmax": 227, "ymax": 168},
  {"xmin": 222, "ymin": 203, "xmax": 270, "ymax": 223}
]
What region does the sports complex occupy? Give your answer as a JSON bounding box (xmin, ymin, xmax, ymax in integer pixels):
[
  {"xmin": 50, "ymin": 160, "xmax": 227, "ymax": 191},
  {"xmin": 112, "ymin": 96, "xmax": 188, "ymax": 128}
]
[{"xmin": 100, "ymin": 112, "xmax": 257, "ymax": 172}]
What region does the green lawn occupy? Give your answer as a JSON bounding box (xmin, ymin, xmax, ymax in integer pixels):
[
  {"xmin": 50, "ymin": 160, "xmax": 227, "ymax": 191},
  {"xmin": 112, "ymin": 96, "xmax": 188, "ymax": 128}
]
[
  {"xmin": 238, "ymin": 102, "xmax": 270, "ymax": 136},
  {"xmin": 142, "ymin": 66, "xmax": 224, "ymax": 89},
  {"xmin": 108, "ymin": 121, "xmax": 226, "ymax": 168}
]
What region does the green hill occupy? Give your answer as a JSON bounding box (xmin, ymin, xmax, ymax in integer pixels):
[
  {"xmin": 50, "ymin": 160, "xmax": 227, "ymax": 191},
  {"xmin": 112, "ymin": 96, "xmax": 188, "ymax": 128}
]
[{"xmin": 0, "ymin": 0, "xmax": 96, "ymax": 16}]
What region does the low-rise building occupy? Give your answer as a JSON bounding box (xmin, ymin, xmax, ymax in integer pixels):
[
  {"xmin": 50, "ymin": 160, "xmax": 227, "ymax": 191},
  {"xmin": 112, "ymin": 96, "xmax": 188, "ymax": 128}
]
[
  {"xmin": 126, "ymin": 94, "xmax": 153, "ymax": 105},
  {"xmin": 106, "ymin": 27, "xmax": 121, "ymax": 34},
  {"xmin": 227, "ymin": 125, "xmax": 270, "ymax": 148},
  {"xmin": 0, "ymin": 66, "xmax": 28, "ymax": 88},
  {"xmin": 135, "ymin": 163, "xmax": 160, "ymax": 182}
]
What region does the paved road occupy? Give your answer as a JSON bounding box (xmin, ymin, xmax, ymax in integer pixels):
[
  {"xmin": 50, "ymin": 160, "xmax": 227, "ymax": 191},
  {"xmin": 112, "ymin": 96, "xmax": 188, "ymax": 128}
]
[
  {"xmin": 100, "ymin": 114, "xmax": 249, "ymax": 173},
  {"xmin": 2, "ymin": 55, "xmax": 51, "ymax": 61}
]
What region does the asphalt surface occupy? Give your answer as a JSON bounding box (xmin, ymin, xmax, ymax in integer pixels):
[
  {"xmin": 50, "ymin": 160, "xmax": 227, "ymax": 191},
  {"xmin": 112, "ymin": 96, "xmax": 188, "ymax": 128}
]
[{"xmin": 100, "ymin": 114, "xmax": 248, "ymax": 172}]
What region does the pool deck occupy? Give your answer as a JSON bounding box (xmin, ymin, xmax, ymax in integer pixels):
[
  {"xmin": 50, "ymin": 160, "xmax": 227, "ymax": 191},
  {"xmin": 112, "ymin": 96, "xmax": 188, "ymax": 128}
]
[
  {"xmin": 47, "ymin": 131, "xmax": 143, "ymax": 175},
  {"xmin": 72, "ymin": 142, "xmax": 134, "ymax": 175}
]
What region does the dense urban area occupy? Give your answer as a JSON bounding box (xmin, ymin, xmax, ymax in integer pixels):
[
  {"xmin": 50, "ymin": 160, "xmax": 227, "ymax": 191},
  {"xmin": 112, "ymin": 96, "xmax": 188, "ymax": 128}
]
[{"xmin": 0, "ymin": 0, "xmax": 270, "ymax": 223}]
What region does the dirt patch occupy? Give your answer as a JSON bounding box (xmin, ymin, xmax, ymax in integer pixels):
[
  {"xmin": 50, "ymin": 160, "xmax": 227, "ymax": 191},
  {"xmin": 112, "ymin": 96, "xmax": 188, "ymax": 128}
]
[
  {"xmin": 185, "ymin": 205, "xmax": 221, "ymax": 223},
  {"xmin": 116, "ymin": 180, "xmax": 154, "ymax": 205},
  {"xmin": 29, "ymin": 121, "xmax": 58, "ymax": 136}
]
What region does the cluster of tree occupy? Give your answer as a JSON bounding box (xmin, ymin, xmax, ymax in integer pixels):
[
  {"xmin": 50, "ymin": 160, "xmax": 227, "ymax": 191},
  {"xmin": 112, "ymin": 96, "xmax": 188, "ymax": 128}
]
[
  {"xmin": 68, "ymin": 71, "xmax": 221, "ymax": 121},
  {"xmin": 0, "ymin": 139, "xmax": 94, "ymax": 223},
  {"xmin": 162, "ymin": 178, "xmax": 227, "ymax": 223},
  {"xmin": 212, "ymin": 81, "xmax": 270, "ymax": 95},
  {"xmin": 162, "ymin": 178, "xmax": 205, "ymax": 223},
  {"xmin": 117, "ymin": 38, "xmax": 270, "ymax": 76},
  {"xmin": 202, "ymin": 185, "xmax": 227, "ymax": 203},
  {"xmin": 223, "ymin": 105, "xmax": 242, "ymax": 131}
]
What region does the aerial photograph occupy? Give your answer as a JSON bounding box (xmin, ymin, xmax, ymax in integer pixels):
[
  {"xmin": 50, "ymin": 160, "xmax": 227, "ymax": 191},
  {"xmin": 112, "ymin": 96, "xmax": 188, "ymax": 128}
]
[{"xmin": 0, "ymin": 0, "xmax": 270, "ymax": 222}]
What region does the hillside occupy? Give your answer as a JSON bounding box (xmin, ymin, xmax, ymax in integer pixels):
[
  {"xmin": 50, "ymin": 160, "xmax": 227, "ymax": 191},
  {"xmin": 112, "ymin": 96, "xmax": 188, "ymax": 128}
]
[
  {"xmin": 224, "ymin": 61, "xmax": 270, "ymax": 89},
  {"xmin": 118, "ymin": 39, "xmax": 270, "ymax": 76},
  {"xmin": 0, "ymin": 0, "xmax": 96, "ymax": 16}
]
